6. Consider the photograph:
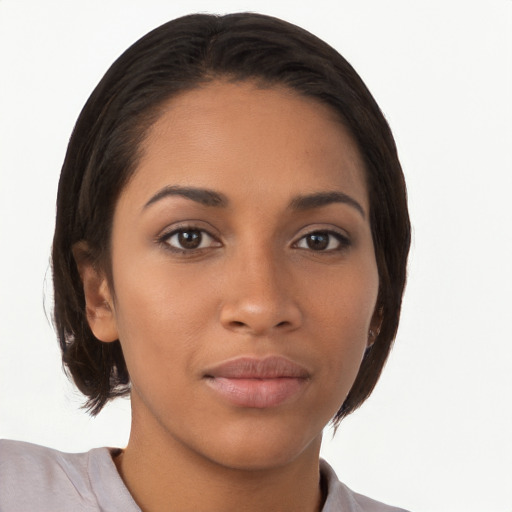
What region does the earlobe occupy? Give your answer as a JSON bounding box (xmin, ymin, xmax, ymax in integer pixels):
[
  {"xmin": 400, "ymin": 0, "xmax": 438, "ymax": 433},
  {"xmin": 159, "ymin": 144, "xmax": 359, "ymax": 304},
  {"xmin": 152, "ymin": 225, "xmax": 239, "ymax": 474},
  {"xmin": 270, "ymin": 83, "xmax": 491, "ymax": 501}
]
[
  {"xmin": 72, "ymin": 242, "xmax": 119, "ymax": 343},
  {"xmin": 367, "ymin": 306, "xmax": 383, "ymax": 347}
]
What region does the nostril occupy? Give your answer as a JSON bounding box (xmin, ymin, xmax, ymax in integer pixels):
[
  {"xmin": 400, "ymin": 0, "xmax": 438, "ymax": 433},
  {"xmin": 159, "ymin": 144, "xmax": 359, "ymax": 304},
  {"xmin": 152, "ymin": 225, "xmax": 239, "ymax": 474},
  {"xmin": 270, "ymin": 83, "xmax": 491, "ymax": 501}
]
[{"xmin": 221, "ymin": 301, "xmax": 302, "ymax": 335}]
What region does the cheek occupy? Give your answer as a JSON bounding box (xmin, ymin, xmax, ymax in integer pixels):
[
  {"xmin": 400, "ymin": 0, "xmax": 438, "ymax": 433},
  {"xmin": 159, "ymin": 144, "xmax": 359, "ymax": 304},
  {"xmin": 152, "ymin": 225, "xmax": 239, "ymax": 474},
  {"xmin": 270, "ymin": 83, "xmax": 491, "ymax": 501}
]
[
  {"xmin": 313, "ymin": 255, "xmax": 379, "ymax": 330},
  {"xmin": 110, "ymin": 257, "xmax": 215, "ymax": 381},
  {"xmin": 309, "ymin": 258, "xmax": 379, "ymax": 375}
]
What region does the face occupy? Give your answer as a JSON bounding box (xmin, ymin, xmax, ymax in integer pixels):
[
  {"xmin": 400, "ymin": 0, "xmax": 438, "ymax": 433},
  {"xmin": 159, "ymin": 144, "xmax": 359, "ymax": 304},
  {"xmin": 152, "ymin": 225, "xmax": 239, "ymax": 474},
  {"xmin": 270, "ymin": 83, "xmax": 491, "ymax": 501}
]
[{"xmin": 90, "ymin": 81, "xmax": 379, "ymax": 470}]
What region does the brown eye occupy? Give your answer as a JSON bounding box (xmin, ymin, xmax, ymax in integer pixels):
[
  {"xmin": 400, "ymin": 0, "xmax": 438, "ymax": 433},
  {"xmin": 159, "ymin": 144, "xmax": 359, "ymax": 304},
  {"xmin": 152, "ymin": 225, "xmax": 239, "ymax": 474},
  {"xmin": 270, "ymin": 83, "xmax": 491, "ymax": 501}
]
[
  {"xmin": 305, "ymin": 232, "xmax": 329, "ymax": 250},
  {"xmin": 295, "ymin": 231, "xmax": 350, "ymax": 251},
  {"xmin": 164, "ymin": 228, "xmax": 220, "ymax": 251},
  {"xmin": 178, "ymin": 230, "xmax": 202, "ymax": 249}
]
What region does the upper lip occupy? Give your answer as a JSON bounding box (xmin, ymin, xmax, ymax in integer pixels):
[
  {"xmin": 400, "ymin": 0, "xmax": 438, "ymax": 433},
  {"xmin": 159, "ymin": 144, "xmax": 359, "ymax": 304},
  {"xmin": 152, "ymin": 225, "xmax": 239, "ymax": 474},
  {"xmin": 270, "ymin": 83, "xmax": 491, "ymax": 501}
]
[{"xmin": 203, "ymin": 356, "xmax": 310, "ymax": 379}]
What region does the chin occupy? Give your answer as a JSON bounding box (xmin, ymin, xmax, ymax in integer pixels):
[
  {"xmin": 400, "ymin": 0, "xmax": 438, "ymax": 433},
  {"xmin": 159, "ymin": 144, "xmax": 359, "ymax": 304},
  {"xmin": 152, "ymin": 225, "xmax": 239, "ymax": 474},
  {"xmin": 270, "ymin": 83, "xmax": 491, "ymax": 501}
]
[{"xmin": 194, "ymin": 418, "xmax": 323, "ymax": 472}]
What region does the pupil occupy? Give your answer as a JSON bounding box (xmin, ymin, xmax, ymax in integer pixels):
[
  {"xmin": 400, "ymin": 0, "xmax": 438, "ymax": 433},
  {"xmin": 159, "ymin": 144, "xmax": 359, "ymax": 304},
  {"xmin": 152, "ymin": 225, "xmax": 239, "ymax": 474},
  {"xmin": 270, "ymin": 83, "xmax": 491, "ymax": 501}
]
[
  {"xmin": 307, "ymin": 232, "xmax": 329, "ymax": 250},
  {"xmin": 178, "ymin": 230, "xmax": 201, "ymax": 249}
]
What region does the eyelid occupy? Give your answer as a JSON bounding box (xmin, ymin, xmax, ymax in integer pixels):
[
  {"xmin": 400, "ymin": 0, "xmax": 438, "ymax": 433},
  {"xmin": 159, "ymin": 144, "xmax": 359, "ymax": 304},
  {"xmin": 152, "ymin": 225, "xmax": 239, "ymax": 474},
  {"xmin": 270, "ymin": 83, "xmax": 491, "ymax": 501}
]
[
  {"xmin": 292, "ymin": 225, "xmax": 351, "ymax": 251},
  {"xmin": 157, "ymin": 222, "xmax": 222, "ymax": 253},
  {"xmin": 157, "ymin": 220, "xmax": 220, "ymax": 239}
]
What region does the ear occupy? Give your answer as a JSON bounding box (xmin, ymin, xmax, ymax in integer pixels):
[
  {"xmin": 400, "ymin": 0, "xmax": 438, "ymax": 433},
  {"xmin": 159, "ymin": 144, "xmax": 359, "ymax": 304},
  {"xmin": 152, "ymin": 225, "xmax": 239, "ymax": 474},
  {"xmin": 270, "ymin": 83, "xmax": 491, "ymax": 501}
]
[
  {"xmin": 73, "ymin": 241, "xmax": 118, "ymax": 343},
  {"xmin": 367, "ymin": 306, "xmax": 383, "ymax": 348}
]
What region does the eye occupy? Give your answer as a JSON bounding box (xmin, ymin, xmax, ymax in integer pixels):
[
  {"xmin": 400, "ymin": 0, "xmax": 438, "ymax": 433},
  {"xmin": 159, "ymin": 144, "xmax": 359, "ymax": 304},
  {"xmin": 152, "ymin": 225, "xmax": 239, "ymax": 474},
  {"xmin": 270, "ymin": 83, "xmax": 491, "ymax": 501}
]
[
  {"xmin": 163, "ymin": 228, "xmax": 220, "ymax": 252},
  {"xmin": 295, "ymin": 230, "xmax": 350, "ymax": 251}
]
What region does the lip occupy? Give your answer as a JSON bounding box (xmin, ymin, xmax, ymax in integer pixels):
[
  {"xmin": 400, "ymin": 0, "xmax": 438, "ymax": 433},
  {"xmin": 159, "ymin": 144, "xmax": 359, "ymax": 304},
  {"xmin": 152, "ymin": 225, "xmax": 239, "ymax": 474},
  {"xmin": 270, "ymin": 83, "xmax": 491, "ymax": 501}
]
[{"xmin": 203, "ymin": 356, "xmax": 310, "ymax": 408}]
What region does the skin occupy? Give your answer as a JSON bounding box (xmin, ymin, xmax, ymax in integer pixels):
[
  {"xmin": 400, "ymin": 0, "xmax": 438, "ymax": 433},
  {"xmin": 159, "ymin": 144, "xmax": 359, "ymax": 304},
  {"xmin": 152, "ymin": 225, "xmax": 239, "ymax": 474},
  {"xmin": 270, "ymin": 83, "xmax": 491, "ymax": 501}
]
[{"xmin": 79, "ymin": 81, "xmax": 380, "ymax": 512}]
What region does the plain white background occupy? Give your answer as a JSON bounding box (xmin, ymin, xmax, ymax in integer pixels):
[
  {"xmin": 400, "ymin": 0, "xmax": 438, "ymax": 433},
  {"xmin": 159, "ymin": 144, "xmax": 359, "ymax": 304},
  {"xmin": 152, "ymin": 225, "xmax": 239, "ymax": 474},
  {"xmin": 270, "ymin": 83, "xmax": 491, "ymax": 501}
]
[{"xmin": 0, "ymin": 1, "xmax": 511, "ymax": 511}]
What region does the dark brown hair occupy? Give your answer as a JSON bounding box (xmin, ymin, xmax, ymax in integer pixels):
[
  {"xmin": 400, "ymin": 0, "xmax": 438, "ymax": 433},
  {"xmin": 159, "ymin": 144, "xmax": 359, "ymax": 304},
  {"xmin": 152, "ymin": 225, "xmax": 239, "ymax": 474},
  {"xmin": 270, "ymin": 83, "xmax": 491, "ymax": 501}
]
[{"xmin": 52, "ymin": 12, "xmax": 411, "ymax": 422}]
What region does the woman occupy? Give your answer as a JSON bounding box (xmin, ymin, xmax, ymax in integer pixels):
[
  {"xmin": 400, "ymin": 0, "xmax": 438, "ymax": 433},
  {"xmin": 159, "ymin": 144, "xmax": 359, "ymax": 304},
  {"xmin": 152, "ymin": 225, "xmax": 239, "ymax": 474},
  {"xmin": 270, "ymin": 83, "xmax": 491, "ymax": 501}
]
[{"xmin": 0, "ymin": 13, "xmax": 410, "ymax": 512}]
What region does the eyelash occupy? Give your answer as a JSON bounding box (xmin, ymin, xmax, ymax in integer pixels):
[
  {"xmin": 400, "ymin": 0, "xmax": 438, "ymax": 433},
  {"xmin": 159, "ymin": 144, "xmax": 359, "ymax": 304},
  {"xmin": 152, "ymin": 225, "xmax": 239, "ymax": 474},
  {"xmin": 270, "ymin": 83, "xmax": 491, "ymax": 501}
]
[
  {"xmin": 158, "ymin": 226, "xmax": 221, "ymax": 254},
  {"xmin": 158, "ymin": 226, "xmax": 351, "ymax": 255},
  {"xmin": 294, "ymin": 230, "xmax": 351, "ymax": 252}
]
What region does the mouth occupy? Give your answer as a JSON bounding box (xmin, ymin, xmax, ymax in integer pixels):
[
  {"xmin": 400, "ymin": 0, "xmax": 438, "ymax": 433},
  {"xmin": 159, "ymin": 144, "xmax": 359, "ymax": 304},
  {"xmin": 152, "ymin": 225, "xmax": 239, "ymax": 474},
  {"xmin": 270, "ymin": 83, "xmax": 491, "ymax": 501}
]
[{"xmin": 203, "ymin": 356, "xmax": 310, "ymax": 408}]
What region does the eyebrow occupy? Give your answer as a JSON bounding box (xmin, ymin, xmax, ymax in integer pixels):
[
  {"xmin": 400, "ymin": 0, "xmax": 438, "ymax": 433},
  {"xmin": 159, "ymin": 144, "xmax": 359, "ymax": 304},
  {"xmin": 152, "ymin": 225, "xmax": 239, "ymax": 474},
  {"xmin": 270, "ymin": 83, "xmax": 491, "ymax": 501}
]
[
  {"xmin": 289, "ymin": 191, "xmax": 366, "ymax": 218},
  {"xmin": 144, "ymin": 186, "xmax": 228, "ymax": 209},
  {"xmin": 143, "ymin": 185, "xmax": 365, "ymax": 218}
]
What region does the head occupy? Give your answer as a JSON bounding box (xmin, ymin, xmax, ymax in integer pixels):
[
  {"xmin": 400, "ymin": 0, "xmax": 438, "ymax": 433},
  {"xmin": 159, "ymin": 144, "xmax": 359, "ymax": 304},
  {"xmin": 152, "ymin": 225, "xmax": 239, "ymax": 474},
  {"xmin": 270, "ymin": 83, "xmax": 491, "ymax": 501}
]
[{"xmin": 52, "ymin": 12, "xmax": 410, "ymax": 427}]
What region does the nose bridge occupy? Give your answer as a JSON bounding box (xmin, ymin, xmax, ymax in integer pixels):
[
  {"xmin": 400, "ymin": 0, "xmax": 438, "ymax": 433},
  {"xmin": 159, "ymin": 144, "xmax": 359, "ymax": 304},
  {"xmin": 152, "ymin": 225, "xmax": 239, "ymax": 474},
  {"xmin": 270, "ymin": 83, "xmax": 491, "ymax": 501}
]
[{"xmin": 220, "ymin": 241, "xmax": 302, "ymax": 335}]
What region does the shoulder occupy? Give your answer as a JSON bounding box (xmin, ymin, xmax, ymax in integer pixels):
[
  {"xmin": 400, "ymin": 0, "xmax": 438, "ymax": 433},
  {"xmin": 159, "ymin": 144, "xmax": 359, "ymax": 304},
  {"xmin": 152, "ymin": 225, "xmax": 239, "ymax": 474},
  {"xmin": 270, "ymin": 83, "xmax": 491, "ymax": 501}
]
[
  {"xmin": 0, "ymin": 438, "xmax": 91, "ymax": 472},
  {"xmin": 320, "ymin": 459, "xmax": 410, "ymax": 512},
  {"xmin": 0, "ymin": 439, "xmax": 118, "ymax": 511}
]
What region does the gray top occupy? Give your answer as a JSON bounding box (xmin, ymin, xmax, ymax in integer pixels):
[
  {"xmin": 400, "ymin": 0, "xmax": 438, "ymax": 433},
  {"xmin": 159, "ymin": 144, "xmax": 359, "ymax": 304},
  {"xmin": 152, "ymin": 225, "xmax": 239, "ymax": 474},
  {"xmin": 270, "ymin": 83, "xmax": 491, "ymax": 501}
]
[{"xmin": 0, "ymin": 439, "xmax": 408, "ymax": 511}]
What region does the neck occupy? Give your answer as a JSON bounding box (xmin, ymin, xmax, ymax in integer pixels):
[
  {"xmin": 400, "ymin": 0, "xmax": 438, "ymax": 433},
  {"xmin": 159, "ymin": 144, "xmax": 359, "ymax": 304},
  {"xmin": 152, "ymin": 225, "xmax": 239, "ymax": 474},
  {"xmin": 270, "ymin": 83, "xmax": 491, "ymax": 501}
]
[{"xmin": 114, "ymin": 400, "xmax": 325, "ymax": 512}]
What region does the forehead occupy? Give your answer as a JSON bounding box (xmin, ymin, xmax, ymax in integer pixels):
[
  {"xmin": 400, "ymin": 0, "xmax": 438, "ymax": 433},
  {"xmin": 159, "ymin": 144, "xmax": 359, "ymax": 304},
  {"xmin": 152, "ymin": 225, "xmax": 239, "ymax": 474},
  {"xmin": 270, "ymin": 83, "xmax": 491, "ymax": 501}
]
[{"xmin": 125, "ymin": 80, "xmax": 368, "ymax": 210}]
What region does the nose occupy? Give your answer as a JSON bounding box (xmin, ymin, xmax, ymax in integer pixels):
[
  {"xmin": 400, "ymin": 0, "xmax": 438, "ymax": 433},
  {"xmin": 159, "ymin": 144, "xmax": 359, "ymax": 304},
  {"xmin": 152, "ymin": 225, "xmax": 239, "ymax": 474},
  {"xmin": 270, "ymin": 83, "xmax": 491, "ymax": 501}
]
[{"xmin": 219, "ymin": 249, "xmax": 303, "ymax": 336}]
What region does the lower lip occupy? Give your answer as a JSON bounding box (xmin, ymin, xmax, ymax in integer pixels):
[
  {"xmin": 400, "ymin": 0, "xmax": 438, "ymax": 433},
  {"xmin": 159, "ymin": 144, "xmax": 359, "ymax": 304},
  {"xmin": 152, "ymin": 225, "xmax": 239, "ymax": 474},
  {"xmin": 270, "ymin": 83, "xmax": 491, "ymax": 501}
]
[{"xmin": 205, "ymin": 377, "xmax": 307, "ymax": 408}]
